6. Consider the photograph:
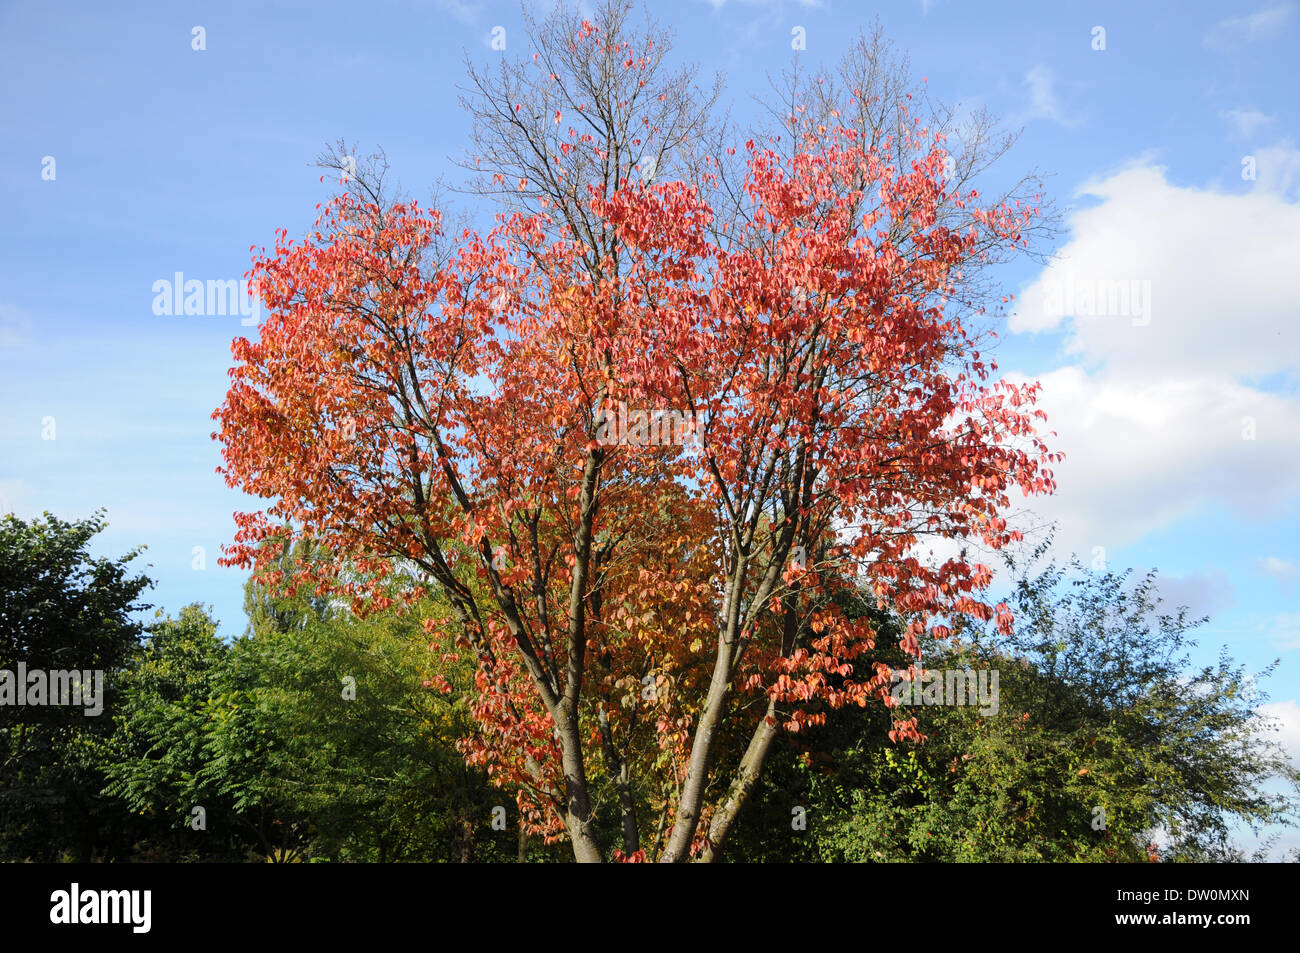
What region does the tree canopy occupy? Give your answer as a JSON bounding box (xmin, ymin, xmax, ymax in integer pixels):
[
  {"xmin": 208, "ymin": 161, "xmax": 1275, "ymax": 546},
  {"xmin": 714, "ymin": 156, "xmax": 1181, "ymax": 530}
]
[{"xmin": 211, "ymin": 0, "xmax": 1058, "ymax": 862}]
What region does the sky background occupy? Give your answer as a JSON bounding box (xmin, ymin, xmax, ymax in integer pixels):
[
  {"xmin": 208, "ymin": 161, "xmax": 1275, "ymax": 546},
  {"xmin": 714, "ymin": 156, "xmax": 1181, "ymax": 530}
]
[{"xmin": 2, "ymin": 0, "xmax": 1298, "ymax": 854}]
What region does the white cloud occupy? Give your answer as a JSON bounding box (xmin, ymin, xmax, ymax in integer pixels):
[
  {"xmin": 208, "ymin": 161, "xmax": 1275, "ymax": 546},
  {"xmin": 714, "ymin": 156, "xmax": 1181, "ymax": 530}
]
[
  {"xmin": 1237, "ymin": 612, "xmax": 1300, "ymax": 651},
  {"xmin": 1256, "ymin": 699, "xmax": 1300, "ymax": 769},
  {"xmin": 1005, "ymin": 368, "xmax": 1300, "ymax": 555},
  {"xmin": 1253, "ymin": 141, "xmax": 1300, "ymax": 196},
  {"xmin": 1258, "ymin": 556, "xmax": 1299, "ymax": 589},
  {"xmin": 1013, "ymin": 66, "xmax": 1081, "ymax": 128},
  {"xmin": 1259, "ymin": 556, "xmax": 1298, "ymax": 577},
  {"xmin": 1154, "ymin": 569, "xmax": 1236, "ymax": 619},
  {"xmin": 1204, "ymin": 2, "xmax": 1296, "ymax": 50},
  {"xmin": 1003, "ymin": 155, "xmax": 1300, "ymax": 558},
  {"xmin": 1274, "ymin": 613, "xmax": 1300, "ymax": 650},
  {"xmin": 0, "ymin": 479, "xmax": 31, "ymax": 517},
  {"xmin": 1011, "ymin": 156, "xmax": 1300, "ymax": 378},
  {"xmin": 1220, "ymin": 107, "xmax": 1276, "ymax": 139}
]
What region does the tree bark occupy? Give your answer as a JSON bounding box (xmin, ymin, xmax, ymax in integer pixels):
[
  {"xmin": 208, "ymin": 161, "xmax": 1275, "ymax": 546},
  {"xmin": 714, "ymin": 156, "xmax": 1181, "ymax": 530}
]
[{"xmin": 699, "ymin": 698, "xmax": 782, "ymax": 862}]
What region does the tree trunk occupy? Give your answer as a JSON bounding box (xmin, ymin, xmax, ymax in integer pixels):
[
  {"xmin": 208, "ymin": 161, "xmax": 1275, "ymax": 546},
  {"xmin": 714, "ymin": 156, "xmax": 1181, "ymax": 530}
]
[{"xmin": 699, "ymin": 699, "xmax": 782, "ymax": 862}]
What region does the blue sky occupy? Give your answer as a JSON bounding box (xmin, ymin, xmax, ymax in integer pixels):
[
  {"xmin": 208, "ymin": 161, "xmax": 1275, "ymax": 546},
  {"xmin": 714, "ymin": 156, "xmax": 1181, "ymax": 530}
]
[{"xmin": 3, "ymin": 0, "xmax": 1298, "ymax": 852}]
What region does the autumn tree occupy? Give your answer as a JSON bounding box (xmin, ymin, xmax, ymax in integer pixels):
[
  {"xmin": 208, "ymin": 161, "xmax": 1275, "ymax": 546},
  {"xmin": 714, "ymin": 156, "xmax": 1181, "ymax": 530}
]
[{"xmin": 212, "ymin": 0, "xmax": 1057, "ymax": 862}]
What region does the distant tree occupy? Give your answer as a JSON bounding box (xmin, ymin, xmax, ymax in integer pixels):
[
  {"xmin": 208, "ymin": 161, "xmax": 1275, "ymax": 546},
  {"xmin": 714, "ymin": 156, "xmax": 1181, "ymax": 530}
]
[
  {"xmin": 973, "ymin": 555, "xmax": 1300, "ymax": 862},
  {"xmin": 0, "ymin": 511, "xmax": 152, "ymax": 861},
  {"xmin": 730, "ymin": 555, "xmax": 1300, "ymax": 862},
  {"xmin": 238, "ymin": 558, "xmax": 520, "ymax": 862},
  {"xmin": 107, "ymin": 543, "xmax": 532, "ymax": 862},
  {"xmin": 103, "ymin": 605, "xmax": 266, "ymax": 861}
]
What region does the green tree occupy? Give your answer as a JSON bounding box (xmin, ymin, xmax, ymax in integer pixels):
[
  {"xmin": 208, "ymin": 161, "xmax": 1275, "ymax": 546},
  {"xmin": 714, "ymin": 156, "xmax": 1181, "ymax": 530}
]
[
  {"xmin": 237, "ymin": 605, "xmax": 497, "ymax": 860},
  {"xmin": 106, "ymin": 540, "xmax": 537, "ymax": 861},
  {"xmin": 0, "ymin": 510, "xmax": 153, "ymax": 861},
  {"xmin": 730, "ymin": 555, "xmax": 1300, "ymax": 862},
  {"xmin": 103, "ymin": 604, "xmax": 287, "ymax": 860},
  {"xmin": 237, "ymin": 540, "xmax": 525, "ymax": 860}
]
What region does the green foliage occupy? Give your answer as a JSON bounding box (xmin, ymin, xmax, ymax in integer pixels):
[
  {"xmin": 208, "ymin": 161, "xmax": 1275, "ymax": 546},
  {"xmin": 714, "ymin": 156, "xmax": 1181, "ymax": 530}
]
[
  {"xmin": 0, "ymin": 510, "xmax": 154, "ymax": 861},
  {"xmin": 722, "ymin": 592, "xmax": 906, "ymax": 863},
  {"xmin": 238, "ymin": 605, "xmax": 496, "ymax": 861},
  {"xmin": 9, "ymin": 513, "xmax": 1292, "ymax": 863},
  {"xmin": 730, "ymin": 554, "xmax": 1300, "ymax": 862},
  {"xmin": 104, "ymin": 541, "xmax": 525, "ymax": 861},
  {"xmin": 978, "ymin": 556, "xmax": 1300, "ymax": 861},
  {"xmin": 103, "ymin": 604, "xmax": 281, "ymax": 860},
  {"xmin": 806, "ymin": 641, "xmax": 1154, "ymax": 862}
]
